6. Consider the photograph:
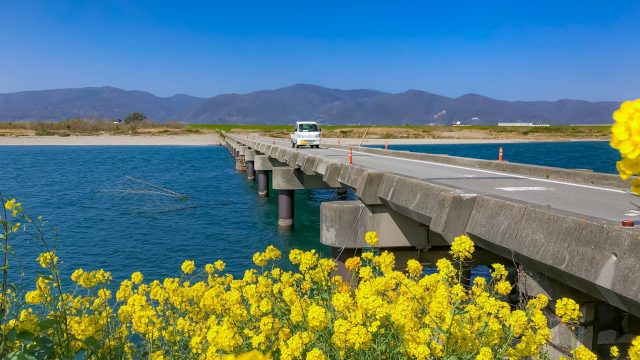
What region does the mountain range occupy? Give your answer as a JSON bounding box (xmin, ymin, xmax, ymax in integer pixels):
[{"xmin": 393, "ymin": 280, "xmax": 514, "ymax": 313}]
[{"xmin": 0, "ymin": 84, "xmax": 619, "ymax": 125}]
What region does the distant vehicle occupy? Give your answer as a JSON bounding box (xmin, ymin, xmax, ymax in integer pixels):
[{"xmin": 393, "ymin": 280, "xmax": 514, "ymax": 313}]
[{"xmin": 291, "ymin": 121, "xmax": 321, "ymax": 148}]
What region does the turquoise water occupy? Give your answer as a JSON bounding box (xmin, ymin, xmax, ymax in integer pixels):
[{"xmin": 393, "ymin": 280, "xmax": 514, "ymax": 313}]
[
  {"xmin": 0, "ymin": 146, "xmax": 346, "ymax": 285},
  {"xmin": 369, "ymin": 141, "xmax": 618, "ymax": 174},
  {"xmin": 0, "ymin": 141, "xmax": 620, "ymax": 286}
]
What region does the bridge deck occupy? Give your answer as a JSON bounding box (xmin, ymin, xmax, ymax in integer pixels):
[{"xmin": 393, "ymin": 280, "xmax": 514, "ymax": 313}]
[{"xmin": 268, "ymin": 137, "xmax": 633, "ymax": 223}]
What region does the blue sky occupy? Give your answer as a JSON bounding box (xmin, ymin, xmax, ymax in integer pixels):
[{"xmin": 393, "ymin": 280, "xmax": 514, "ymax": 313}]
[{"xmin": 1, "ymin": 1, "xmax": 638, "ymax": 101}]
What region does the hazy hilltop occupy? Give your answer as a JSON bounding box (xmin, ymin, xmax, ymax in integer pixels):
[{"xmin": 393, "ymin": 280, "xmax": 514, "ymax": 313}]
[{"xmin": 0, "ymin": 84, "xmax": 619, "ymax": 125}]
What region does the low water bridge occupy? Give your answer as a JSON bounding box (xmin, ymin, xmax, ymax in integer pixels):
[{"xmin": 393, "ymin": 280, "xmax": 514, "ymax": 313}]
[{"xmin": 224, "ymin": 134, "xmax": 640, "ymax": 356}]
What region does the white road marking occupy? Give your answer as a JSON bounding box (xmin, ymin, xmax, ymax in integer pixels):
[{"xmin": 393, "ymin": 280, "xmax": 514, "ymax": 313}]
[
  {"xmin": 624, "ymin": 210, "xmax": 640, "ymax": 217},
  {"xmin": 496, "ymin": 186, "xmax": 554, "ymax": 192},
  {"xmin": 324, "ymin": 147, "xmax": 628, "ymax": 194}
]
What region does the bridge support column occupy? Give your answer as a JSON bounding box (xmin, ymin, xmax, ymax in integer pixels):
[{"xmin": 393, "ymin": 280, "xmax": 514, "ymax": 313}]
[
  {"xmin": 246, "ymin": 161, "xmax": 255, "ymax": 180},
  {"xmin": 278, "ymin": 189, "xmax": 294, "ymax": 228},
  {"xmin": 254, "ymin": 155, "xmax": 273, "ymax": 197},
  {"xmin": 257, "ymin": 170, "xmax": 269, "ymax": 197},
  {"xmin": 272, "ymin": 167, "xmax": 338, "ymax": 228},
  {"xmin": 245, "ymin": 149, "xmax": 256, "ymax": 181}
]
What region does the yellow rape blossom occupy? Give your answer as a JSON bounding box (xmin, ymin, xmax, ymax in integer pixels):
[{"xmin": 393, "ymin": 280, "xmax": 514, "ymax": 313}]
[
  {"xmin": 345, "ymin": 256, "xmax": 361, "ymax": 271},
  {"xmin": 364, "ymin": 231, "xmax": 379, "ymax": 246},
  {"xmin": 306, "ymin": 348, "xmax": 326, "ymax": 360},
  {"xmin": 572, "ymin": 345, "xmax": 597, "ymax": 360},
  {"xmin": 555, "ymin": 297, "xmax": 581, "ymax": 324},
  {"xmin": 181, "ymin": 260, "xmax": 196, "ymax": 274},
  {"xmin": 215, "ymin": 259, "xmax": 226, "ymax": 271},
  {"xmin": 37, "ymin": 251, "xmax": 58, "ymax": 269},
  {"xmin": 450, "ymin": 234, "xmax": 474, "ymax": 260},
  {"xmin": 406, "ymin": 259, "xmax": 423, "ymax": 277},
  {"xmin": 6, "ymin": 225, "xmax": 638, "ymax": 360},
  {"xmin": 491, "ymin": 263, "xmax": 508, "ymax": 280},
  {"xmin": 4, "ymin": 198, "xmax": 22, "ymax": 216},
  {"xmin": 629, "ymin": 336, "xmax": 640, "ymax": 360},
  {"xmin": 476, "ymin": 347, "xmax": 493, "ymax": 360},
  {"xmin": 610, "ymin": 345, "xmax": 620, "ymax": 358},
  {"xmin": 131, "ymin": 271, "xmax": 143, "ymax": 284},
  {"xmin": 307, "ymin": 304, "xmax": 329, "ymax": 330},
  {"xmin": 611, "ymin": 99, "xmax": 640, "ymax": 192},
  {"xmin": 494, "ymin": 280, "xmax": 512, "ymax": 296}
]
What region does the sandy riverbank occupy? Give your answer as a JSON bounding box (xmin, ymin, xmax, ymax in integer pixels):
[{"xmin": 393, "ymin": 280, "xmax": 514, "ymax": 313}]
[{"xmin": 0, "ymin": 134, "xmax": 222, "ymax": 146}]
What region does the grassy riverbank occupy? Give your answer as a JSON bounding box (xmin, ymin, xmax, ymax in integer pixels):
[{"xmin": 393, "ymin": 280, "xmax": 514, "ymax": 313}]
[
  {"xmin": 0, "ymin": 120, "xmax": 610, "ymax": 142},
  {"xmin": 0, "ymin": 119, "xmax": 198, "ymax": 137}
]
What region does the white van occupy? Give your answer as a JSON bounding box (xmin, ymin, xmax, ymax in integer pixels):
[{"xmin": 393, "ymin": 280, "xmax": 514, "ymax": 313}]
[{"xmin": 291, "ymin": 121, "xmax": 321, "ymax": 148}]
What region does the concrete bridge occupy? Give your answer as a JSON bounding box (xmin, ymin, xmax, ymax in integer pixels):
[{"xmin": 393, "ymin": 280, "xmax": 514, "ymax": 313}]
[{"xmin": 223, "ymin": 133, "xmax": 640, "ymax": 356}]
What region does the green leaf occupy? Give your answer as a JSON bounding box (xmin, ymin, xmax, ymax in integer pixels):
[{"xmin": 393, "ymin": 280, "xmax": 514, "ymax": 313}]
[
  {"xmin": 83, "ymin": 336, "xmax": 101, "ymax": 350},
  {"xmin": 34, "ymin": 272, "xmax": 54, "ymax": 281},
  {"xmin": 15, "ymin": 329, "xmax": 35, "ymax": 340},
  {"xmin": 2, "ymin": 351, "xmax": 38, "ymax": 360},
  {"xmin": 29, "ymin": 335, "xmax": 54, "ymax": 358},
  {"xmin": 38, "ymin": 318, "xmax": 60, "ymax": 330},
  {"xmin": 5, "ymin": 328, "xmax": 17, "ymax": 342}
]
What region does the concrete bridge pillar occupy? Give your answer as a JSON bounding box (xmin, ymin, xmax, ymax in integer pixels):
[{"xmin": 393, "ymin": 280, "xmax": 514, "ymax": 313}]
[
  {"xmin": 257, "ymin": 171, "xmax": 269, "ymax": 197},
  {"xmin": 272, "ymin": 166, "xmax": 339, "ymax": 229},
  {"xmin": 254, "ymin": 155, "xmax": 274, "ymax": 197},
  {"xmin": 278, "ymin": 189, "xmax": 294, "ymax": 228},
  {"xmin": 245, "ymin": 149, "xmax": 256, "ymax": 181},
  {"xmin": 235, "ymin": 146, "xmax": 247, "ymax": 172},
  {"xmin": 232, "ymin": 143, "xmax": 238, "ymax": 158}
]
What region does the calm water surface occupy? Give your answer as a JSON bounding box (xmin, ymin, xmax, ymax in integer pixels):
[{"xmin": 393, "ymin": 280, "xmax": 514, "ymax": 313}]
[
  {"xmin": 0, "ymin": 146, "xmax": 343, "ymax": 285},
  {"xmin": 369, "ymin": 141, "xmax": 618, "ymax": 173}
]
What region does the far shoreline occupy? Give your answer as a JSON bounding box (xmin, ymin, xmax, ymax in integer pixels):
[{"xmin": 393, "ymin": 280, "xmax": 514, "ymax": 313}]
[
  {"xmin": 0, "ymin": 134, "xmax": 222, "ymax": 146},
  {"xmin": 322, "ymin": 137, "xmax": 608, "ymax": 146},
  {"xmin": 0, "ymin": 134, "xmax": 608, "ymax": 146}
]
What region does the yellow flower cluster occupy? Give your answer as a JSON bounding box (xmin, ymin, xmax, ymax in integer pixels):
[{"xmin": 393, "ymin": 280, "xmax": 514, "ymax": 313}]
[
  {"xmin": 364, "ymin": 231, "xmax": 378, "ymax": 246},
  {"xmin": 5, "ymin": 232, "xmax": 640, "ymax": 359},
  {"xmin": 611, "ymin": 99, "xmax": 640, "ymax": 192},
  {"xmin": 570, "ymin": 345, "xmax": 597, "ymax": 360},
  {"xmin": 630, "ymin": 336, "xmax": 640, "ymax": 360},
  {"xmin": 3, "ymin": 198, "xmax": 22, "ymax": 216},
  {"xmin": 611, "ymin": 345, "xmax": 620, "ymax": 358},
  {"xmin": 555, "ymin": 297, "xmax": 581, "ymax": 324},
  {"xmin": 182, "ymin": 260, "xmax": 196, "ymax": 274},
  {"xmin": 12, "ymin": 235, "xmax": 548, "ymax": 358},
  {"xmin": 450, "ymin": 234, "xmax": 474, "ymax": 261},
  {"xmin": 253, "ymin": 245, "xmax": 282, "ymax": 267},
  {"xmin": 36, "ymin": 250, "xmax": 58, "ymax": 269}
]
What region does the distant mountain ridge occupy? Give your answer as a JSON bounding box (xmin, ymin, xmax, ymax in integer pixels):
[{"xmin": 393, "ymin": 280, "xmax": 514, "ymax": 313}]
[{"xmin": 0, "ymin": 84, "xmax": 619, "ymax": 125}]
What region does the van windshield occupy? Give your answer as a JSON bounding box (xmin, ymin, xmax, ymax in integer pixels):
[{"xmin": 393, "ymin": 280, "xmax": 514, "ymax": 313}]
[{"xmin": 298, "ymin": 123, "xmax": 319, "ymax": 132}]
